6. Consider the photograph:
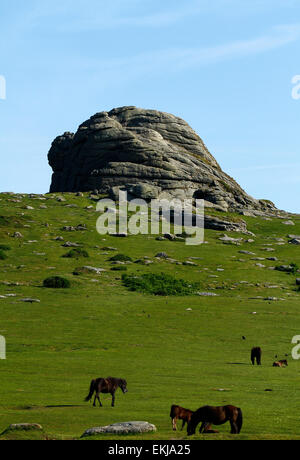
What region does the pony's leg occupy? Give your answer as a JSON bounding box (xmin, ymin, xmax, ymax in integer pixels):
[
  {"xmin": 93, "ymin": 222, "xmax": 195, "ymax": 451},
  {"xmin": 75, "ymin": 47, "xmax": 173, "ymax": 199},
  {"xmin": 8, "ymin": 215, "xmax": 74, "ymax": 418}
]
[
  {"xmin": 93, "ymin": 394, "xmax": 97, "ymax": 407},
  {"xmin": 95, "ymin": 393, "xmax": 102, "ymax": 407},
  {"xmin": 172, "ymin": 418, "xmax": 177, "ymax": 431},
  {"xmin": 181, "ymin": 420, "xmax": 186, "ymax": 431},
  {"xmin": 199, "ymin": 422, "xmax": 206, "ymax": 433},
  {"xmin": 111, "ymin": 392, "xmax": 115, "ymax": 407},
  {"xmin": 230, "ymin": 420, "xmax": 238, "ymax": 434}
]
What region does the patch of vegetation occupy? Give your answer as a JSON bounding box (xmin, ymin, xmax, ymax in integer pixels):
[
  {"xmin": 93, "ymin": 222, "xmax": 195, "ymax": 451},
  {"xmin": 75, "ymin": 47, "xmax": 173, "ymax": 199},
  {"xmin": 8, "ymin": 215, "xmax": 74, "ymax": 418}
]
[
  {"xmin": 218, "ymin": 180, "xmax": 235, "ymax": 195},
  {"xmin": 109, "ymin": 254, "xmax": 132, "ymax": 262},
  {"xmin": 275, "ymin": 263, "xmax": 299, "ymax": 274},
  {"xmin": 111, "ymin": 266, "xmax": 128, "ymax": 272},
  {"xmin": 0, "ymin": 250, "xmax": 8, "ymax": 260},
  {"xmin": 0, "ymin": 216, "xmax": 11, "ymax": 227},
  {"xmin": 62, "ymin": 248, "xmax": 89, "ymax": 259},
  {"xmin": 43, "ymin": 276, "xmax": 71, "ymax": 289},
  {"xmin": 0, "ymin": 244, "xmax": 11, "ymax": 251},
  {"xmin": 290, "ymin": 263, "xmax": 299, "ymax": 275},
  {"xmin": 122, "ymin": 273, "xmax": 199, "ymax": 296}
]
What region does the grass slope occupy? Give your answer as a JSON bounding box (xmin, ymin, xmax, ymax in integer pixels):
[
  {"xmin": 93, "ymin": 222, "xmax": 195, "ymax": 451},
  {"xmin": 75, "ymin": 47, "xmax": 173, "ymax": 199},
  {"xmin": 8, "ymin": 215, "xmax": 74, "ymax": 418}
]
[{"xmin": 0, "ymin": 192, "xmax": 300, "ymax": 440}]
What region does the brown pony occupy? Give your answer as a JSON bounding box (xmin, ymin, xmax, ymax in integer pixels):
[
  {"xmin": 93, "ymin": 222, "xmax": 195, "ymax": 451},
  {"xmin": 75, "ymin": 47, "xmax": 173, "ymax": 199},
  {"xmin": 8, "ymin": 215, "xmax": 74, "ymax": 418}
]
[
  {"xmin": 251, "ymin": 347, "xmax": 262, "ymax": 365},
  {"xmin": 273, "ymin": 360, "xmax": 287, "ymax": 367},
  {"xmin": 187, "ymin": 405, "xmax": 243, "ymax": 435},
  {"xmin": 85, "ymin": 377, "xmax": 128, "ymax": 407},
  {"xmin": 170, "ymin": 405, "xmax": 194, "ymax": 431}
]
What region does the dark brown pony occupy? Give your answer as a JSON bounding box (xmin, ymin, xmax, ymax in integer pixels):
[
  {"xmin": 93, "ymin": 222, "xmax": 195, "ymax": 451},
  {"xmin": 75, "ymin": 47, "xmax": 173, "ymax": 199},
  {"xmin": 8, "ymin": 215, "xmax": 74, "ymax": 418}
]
[
  {"xmin": 187, "ymin": 405, "xmax": 243, "ymax": 435},
  {"xmin": 170, "ymin": 405, "xmax": 194, "ymax": 431},
  {"xmin": 85, "ymin": 377, "xmax": 128, "ymax": 407},
  {"xmin": 251, "ymin": 347, "xmax": 262, "ymax": 365}
]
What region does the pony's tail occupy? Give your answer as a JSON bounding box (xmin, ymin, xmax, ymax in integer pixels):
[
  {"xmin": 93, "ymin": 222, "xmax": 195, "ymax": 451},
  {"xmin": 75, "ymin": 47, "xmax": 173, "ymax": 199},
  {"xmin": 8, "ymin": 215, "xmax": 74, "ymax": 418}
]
[
  {"xmin": 236, "ymin": 408, "xmax": 243, "ymax": 434},
  {"xmin": 85, "ymin": 379, "xmax": 95, "ymax": 402}
]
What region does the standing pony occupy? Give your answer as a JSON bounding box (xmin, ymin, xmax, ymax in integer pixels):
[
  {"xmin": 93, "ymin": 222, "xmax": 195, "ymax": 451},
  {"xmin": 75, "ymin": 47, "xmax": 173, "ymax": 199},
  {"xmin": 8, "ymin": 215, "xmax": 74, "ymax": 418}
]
[
  {"xmin": 170, "ymin": 405, "xmax": 194, "ymax": 431},
  {"xmin": 251, "ymin": 347, "xmax": 262, "ymax": 365},
  {"xmin": 187, "ymin": 405, "xmax": 243, "ymax": 435},
  {"xmin": 85, "ymin": 377, "xmax": 128, "ymax": 407}
]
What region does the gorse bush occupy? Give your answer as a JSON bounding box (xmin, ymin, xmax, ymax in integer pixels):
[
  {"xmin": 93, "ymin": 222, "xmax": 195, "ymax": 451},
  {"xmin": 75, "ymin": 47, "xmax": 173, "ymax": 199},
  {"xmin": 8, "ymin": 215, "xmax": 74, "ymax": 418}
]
[
  {"xmin": 290, "ymin": 263, "xmax": 299, "ymax": 275},
  {"xmin": 62, "ymin": 248, "xmax": 89, "ymax": 258},
  {"xmin": 111, "ymin": 266, "xmax": 128, "ymax": 271},
  {"xmin": 122, "ymin": 273, "xmax": 199, "ymax": 296},
  {"xmin": 0, "ymin": 250, "xmax": 8, "ymax": 260},
  {"xmin": 0, "ymin": 244, "xmax": 11, "ymax": 251},
  {"xmin": 109, "ymin": 254, "xmax": 132, "ymax": 262},
  {"xmin": 43, "ymin": 276, "xmax": 71, "ymax": 289}
]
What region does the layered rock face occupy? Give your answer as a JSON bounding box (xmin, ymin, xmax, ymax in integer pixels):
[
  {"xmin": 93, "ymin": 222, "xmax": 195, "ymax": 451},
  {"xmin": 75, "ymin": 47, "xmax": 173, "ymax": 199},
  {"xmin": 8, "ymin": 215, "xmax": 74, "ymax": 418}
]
[{"xmin": 48, "ymin": 106, "xmax": 275, "ymax": 213}]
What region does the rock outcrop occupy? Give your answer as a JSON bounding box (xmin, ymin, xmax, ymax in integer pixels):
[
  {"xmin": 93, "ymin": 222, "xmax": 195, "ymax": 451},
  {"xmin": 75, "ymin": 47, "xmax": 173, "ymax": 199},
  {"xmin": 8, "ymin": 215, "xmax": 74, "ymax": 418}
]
[{"xmin": 48, "ymin": 106, "xmax": 276, "ymax": 213}]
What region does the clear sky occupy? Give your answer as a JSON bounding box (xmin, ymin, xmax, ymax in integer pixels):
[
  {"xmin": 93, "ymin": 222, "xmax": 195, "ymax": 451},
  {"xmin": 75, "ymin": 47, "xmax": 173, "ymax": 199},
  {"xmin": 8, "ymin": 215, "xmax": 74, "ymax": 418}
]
[{"xmin": 1, "ymin": 0, "xmax": 300, "ymax": 212}]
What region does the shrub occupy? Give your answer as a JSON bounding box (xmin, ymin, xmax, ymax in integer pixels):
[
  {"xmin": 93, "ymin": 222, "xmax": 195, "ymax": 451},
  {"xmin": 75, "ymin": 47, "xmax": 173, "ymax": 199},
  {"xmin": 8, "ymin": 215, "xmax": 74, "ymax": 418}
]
[
  {"xmin": 0, "ymin": 250, "xmax": 7, "ymax": 260},
  {"xmin": 122, "ymin": 273, "xmax": 199, "ymax": 296},
  {"xmin": 109, "ymin": 254, "xmax": 132, "ymax": 262},
  {"xmin": 62, "ymin": 248, "xmax": 89, "ymax": 259},
  {"xmin": 111, "ymin": 266, "xmax": 128, "ymax": 272},
  {"xmin": 0, "ymin": 244, "xmax": 11, "ymax": 251},
  {"xmin": 275, "ymin": 263, "xmax": 299, "ymax": 274},
  {"xmin": 290, "ymin": 263, "xmax": 299, "ymax": 275},
  {"xmin": 43, "ymin": 276, "xmax": 71, "ymax": 289}
]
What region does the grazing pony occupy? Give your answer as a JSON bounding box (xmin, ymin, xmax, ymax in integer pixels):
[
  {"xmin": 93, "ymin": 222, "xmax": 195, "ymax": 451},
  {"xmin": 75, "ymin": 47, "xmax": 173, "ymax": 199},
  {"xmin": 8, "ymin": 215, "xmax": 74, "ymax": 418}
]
[
  {"xmin": 170, "ymin": 405, "xmax": 194, "ymax": 431},
  {"xmin": 187, "ymin": 405, "xmax": 243, "ymax": 435},
  {"xmin": 85, "ymin": 377, "xmax": 128, "ymax": 407},
  {"xmin": 251, "ymin": 347, "xmax": 262, "ymax": 365}
]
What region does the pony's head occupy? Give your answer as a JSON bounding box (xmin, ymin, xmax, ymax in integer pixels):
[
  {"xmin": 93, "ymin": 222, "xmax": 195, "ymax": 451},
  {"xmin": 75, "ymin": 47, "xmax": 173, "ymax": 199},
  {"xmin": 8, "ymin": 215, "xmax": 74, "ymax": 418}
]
[{"xmin": 119, "ymin": 379, "xmax": 128, "ymax": 393}]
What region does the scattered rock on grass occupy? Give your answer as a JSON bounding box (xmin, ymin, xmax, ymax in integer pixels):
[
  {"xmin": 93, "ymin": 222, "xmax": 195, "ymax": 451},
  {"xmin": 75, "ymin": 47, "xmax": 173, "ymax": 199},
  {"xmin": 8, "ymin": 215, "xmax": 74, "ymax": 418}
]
[
  {"xmin": 81, "ymin": 421, "xmax": 157, "ymax": 438},
  {"xmin": 1, "ymin": 423, "xmax": 43, "ymax": 435},
  {"xmin": 20, "ymin": 298, "xmax": 41, "ymax": 303}
]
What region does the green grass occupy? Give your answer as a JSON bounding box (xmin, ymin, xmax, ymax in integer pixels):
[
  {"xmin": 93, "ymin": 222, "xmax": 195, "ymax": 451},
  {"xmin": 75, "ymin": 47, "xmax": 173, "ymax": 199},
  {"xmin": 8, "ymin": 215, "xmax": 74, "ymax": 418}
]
[{"xmin": 0, "ymin": 192, "xmax": 300, "ymax": 440}]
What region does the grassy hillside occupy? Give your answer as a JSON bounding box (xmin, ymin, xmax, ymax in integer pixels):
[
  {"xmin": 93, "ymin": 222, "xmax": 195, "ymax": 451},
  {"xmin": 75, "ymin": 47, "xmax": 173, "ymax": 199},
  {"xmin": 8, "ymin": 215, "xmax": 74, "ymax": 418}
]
[{"xmin": 0, "ymin": 192, "xmax": 300, "ymax": 440}]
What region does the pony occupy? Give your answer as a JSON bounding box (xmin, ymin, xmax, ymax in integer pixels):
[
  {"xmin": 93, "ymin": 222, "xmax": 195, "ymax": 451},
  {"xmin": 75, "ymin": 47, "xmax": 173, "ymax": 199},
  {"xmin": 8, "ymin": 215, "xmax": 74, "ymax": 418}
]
[
  {"xmin": 187, "ymin": 405, "xmax": 243, "ymax": 435},
  {"xmin": 251, "ymin": 347, "xmax": 262, "ymax": 365},
  {"xmin": 273, "ymin": 360, "xmax": 287, "ymax": 367},
  {"xmin": 85, "ymin": 377, "xmax": 128, "ymax": 407},
  {"xmin": 170, "ymin": 405, "xmax": 194, "ymax": 431}
]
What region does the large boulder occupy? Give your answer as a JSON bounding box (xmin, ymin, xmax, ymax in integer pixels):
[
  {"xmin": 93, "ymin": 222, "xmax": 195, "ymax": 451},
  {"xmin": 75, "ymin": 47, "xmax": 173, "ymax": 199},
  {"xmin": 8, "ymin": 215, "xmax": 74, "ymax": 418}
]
[
  {"xmin": 48, "ymin": 106, "xmax": 276, "ymax": 213},
  {"xmin": 81, "ymin": 421, "xmax": 157, "ymax": 438}
]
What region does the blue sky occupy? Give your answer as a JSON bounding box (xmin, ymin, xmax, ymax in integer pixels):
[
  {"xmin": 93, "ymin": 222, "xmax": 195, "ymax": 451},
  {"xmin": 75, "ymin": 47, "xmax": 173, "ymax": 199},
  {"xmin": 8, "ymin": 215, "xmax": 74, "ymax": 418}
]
[{"xmin": 1, "ymin": 0, "xmax": 300, "ymax": 212}]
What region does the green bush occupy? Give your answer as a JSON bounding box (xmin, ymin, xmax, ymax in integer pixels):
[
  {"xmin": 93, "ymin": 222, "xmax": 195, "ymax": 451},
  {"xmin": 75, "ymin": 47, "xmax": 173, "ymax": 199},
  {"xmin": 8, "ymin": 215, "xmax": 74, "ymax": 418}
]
[
  {"xmin": 62, "ymin": 248, "xmax": 89, "ymax": 259},
  {"xmin": 109, "ymin": 254, "xmax": 132, "ymax": 262},
  {"xmin": 0, "ymin": 244, "xmax": 11, "ymax": 251},
  {"xmin": 290, "ymin": 263, "xmax": 299, "ymax": 275},
  {"xmin": 0, "ymin": 250, "xmax": 8, "ymax": 260},
  {"xmin": 122, "ymin": 273, "xmax": 199, "ymax": 296},
  {"xmin": 43, "ymin": 276, "xmax": 71, "ymax": 289},
  {"xmin": 111, "ymin": 266, "xmax": 128, "ymax": 272},
  {"xmin": 275, "ymin": 263, "xmax": 299, "ymax": 275}
]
